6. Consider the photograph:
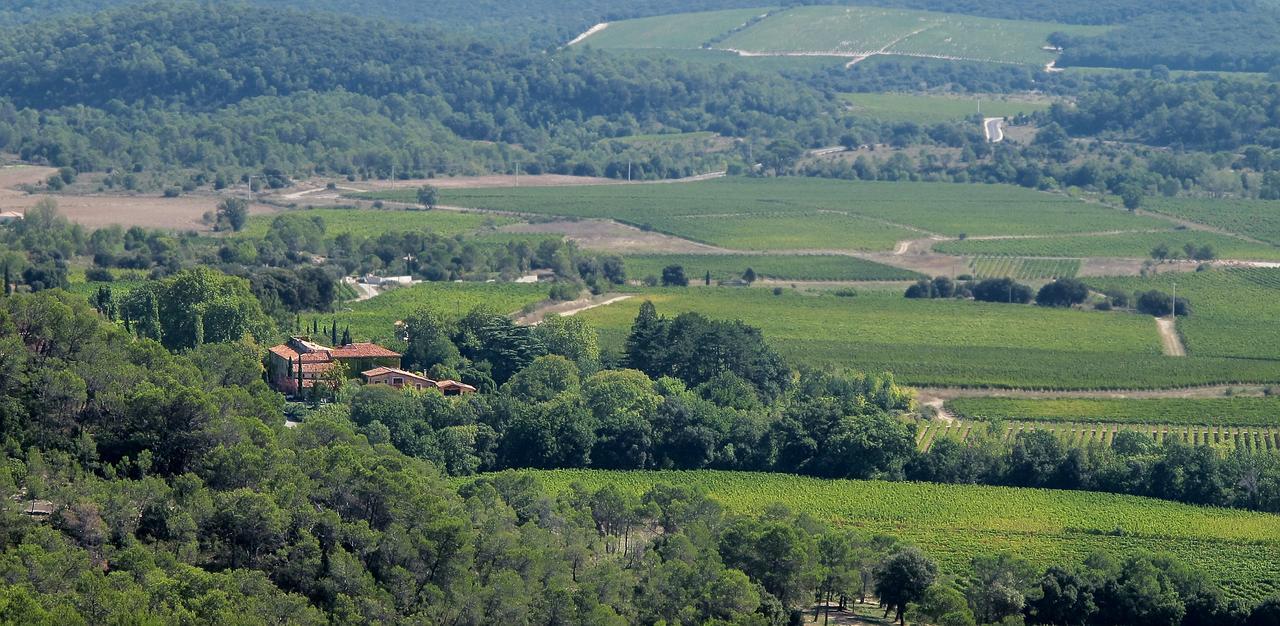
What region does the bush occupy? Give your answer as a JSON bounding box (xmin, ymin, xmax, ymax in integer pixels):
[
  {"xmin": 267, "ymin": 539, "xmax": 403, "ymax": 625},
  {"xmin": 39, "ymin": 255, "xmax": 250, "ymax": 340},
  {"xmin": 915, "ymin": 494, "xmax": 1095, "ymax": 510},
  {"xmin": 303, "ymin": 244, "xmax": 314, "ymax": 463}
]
[
  {"xmin": 832, "ymin": 288, "xmax": 857, "ymax": 298},
  {"xmin": 548, "ymin": 282, "xmax": 581, "ymax": 302},
  {"xmin": 1136, "ymin": 290, "xmax": 1190, "ymax": 316},
  {"xmin": 972, "ymin": 278, "xmax": 1033, "ymax": 304},
  {"xmin": 84, "ymin": 268, "xmax": 114, "ymax": 282},
  {"xmin": 163, "ymin": 187, "xmax": 181, "ymax": 198},
  {"xmin": 772, "ymin": 287, "xmax": 784, "ymax": 296},
  {"xmin": 1036, "ymin": 278, "xmax": 1089, "ymax": 307}
]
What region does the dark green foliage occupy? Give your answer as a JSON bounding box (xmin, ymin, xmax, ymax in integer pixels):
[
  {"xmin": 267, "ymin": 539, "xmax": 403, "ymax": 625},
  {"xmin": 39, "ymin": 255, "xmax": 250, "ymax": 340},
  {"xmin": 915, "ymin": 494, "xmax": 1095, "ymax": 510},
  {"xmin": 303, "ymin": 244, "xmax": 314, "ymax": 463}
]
[
  {"xmin": 1036, "ymin": 278, "xmax": 1090, "ymax": 308},
  {"xmin": 1136, "ymin": 290, "xmax": 1191, "ymax": 316},
  {"xmin": 661, "ymin": 265, "xmax": 688, "ymax": 287},
  {"xmin": 119, "ymin": 267, "xmax": 271, "ymax": 351},
  {"xmin": 876, "ymin": 547, "xmax": 938, "ymax": 624},
  {"xmin": 972, "ymin": 278, "xmax": 1034, "ymax": 304}
]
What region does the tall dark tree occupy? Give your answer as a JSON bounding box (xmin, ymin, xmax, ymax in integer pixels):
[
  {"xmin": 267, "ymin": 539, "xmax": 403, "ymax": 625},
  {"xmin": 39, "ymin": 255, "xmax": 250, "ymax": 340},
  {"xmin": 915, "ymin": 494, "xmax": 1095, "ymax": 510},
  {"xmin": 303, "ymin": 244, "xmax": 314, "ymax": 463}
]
[
  {"xmin": 876, "ymin": 547, "xmax": 938, "ymax": 624},
  {"xmin": 625, "ymin": 301, "xmax": 668, "ymax": 376}
]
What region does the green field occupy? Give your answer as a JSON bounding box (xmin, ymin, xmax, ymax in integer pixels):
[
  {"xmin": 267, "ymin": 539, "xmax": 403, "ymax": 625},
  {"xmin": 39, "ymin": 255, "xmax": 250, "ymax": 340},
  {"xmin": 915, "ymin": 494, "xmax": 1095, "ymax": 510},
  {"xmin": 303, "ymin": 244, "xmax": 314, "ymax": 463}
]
[
  {"xmin": 335, "ymin": 281, "xmax": 548, "ymax": 344},
  {"xmin": 1147, "ymin": 197, "xmax": 1280, "ymax": 247},
  {"xmin": 1090, "ymin": 268, "xmax": 1280, "ymax": 362},
  {"xmin": 573, "ymin": 286, "xmax": 1280, "ymax": 389},
  {"xmin": 576, "ymin": 8, "xmax": 770, "ymax": 49},
  {"xmin": 969, "ymin": 257, "xmax": 1080, "ymax": 280},
  {"xmin": 375, "ymin": 179, "xmax": 1174, "ymax": 245},
  {"xmin": 948, "ymin": 396, "xmax": 1280, "ymax": 427},
  {"xmin": 521, "ymin": 469, "xmax": 1280, "ymax": 602},
  {"xmin": 581, "ymin": 5, "xmax": 1109, "ymax": 66},
  {"xmin": 919, "ymin": 419, "xmax": 1280, "ymax": 455},
  {"xmin": 935, "ymin": 230, "xmax": 1280, "ymax": 261},
  {"xmin": 241, "ymin": 207, "xmax": 513, "ymax": 239},
  {"xmin": 622, "ymin": 254, "xmax": 922, "ymax": 282},
  {"xmin": 842, "ymin": 92, "xmax": 1051, "ymax": 124}
]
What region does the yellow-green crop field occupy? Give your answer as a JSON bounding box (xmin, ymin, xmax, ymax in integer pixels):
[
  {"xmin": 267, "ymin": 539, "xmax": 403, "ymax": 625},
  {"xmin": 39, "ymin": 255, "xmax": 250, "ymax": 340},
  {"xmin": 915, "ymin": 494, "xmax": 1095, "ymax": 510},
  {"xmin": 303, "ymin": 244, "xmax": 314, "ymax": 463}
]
[{"xmin": 516, "ymin": 469, "xmax": 1280, "ymax": 602}]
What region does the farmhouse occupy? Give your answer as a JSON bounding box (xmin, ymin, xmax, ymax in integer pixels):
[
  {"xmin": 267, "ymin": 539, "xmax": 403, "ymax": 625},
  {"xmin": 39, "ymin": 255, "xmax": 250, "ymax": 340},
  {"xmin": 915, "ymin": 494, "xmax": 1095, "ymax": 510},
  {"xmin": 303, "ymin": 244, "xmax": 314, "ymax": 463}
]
[
  {"xmin": 361, "ymin": 367, "xmax": 478, "ymax": 395},
  {"xmin": 0, "ymin": 211, "xmax": 22, "ymax": 223},
  {"xmin": 267, "ymin": 336, "xmax": 402, "ymax": 393}
]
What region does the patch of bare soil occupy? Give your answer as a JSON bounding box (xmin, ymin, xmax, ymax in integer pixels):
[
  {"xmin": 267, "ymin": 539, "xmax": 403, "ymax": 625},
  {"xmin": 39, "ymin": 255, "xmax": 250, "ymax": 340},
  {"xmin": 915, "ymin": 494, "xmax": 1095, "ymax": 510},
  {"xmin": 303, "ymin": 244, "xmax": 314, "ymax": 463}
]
[
  {"xmin": 0, "ymin": 164, "xmax": 57, "ymax": 189},
  {"xmin": 517, "ymin": 294, "xmax": 633, "ymax": 325},
  {"xmin": 1156, "ymin": 317, "xmax": 1187, "ymax": 357},
  {"xmin": 500, "ymin": 219, "xmax": 727, "ymax": 254},
  {"xmin": 855, "ymin": 251, "xmax": 969, "ymax": 277},
  {"xmin": 3, "ymin": 192, "xmax": 278, "ymax": 231},
  {"xmin": 1078, "ymin": 258, "xmax": 1198, "ymax": 277}
]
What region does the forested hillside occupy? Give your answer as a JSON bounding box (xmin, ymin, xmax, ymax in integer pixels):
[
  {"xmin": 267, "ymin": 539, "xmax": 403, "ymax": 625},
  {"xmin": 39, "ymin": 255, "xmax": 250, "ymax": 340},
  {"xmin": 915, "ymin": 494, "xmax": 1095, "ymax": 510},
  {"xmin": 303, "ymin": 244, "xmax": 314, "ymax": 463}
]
[{"xmin": 0, "ymin": 2, "xmax": 845, "ymax": 183}]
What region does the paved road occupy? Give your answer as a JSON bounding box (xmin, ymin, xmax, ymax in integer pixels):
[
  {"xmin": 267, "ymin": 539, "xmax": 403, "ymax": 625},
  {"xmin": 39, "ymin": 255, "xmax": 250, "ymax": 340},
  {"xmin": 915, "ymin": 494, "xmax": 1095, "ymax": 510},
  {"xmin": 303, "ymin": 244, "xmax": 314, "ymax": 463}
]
[{"xmin": 983, "ymin": 117, "xmax": 1005, "ymax": 143}]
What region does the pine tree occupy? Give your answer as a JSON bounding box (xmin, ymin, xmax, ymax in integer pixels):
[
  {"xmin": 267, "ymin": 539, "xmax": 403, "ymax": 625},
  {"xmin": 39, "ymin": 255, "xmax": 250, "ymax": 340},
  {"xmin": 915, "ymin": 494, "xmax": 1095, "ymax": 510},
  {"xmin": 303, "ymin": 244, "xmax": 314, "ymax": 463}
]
[
  {"xmin": 624, "ymin": 300, "xmax": 668, "ymax": 376},
  {"xmin": 743, "ymin": 267, "xmax": 757, "ymax": 284}
]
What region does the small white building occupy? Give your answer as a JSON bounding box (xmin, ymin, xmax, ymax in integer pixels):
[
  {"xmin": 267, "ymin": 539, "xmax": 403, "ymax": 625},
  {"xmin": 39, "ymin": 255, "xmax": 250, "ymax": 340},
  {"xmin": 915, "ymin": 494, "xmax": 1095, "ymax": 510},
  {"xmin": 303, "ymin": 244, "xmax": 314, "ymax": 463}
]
[
  {"xmin": 0, "ymin": 211, "xmax": 23, "ymax": 224},
  {"xmin": 361, "ymin": 274, "xmax": 413, "ymax": 286}
]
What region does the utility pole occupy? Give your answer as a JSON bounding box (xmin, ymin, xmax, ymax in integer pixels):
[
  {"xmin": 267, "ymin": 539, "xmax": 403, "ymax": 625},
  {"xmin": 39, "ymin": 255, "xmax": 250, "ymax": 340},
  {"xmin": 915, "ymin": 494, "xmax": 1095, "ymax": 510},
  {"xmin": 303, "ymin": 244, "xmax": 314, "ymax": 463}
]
[
  {"xmin": 1171, "ymin": 281, "xmax": 1177, "ymax": 323},
  {"xmin": 515, "ymin": 162, "xmax": 520, "ymax": 187},
  {"xmin": 627, "ymin": 160, "xmax": 631, "ymax": 182}
]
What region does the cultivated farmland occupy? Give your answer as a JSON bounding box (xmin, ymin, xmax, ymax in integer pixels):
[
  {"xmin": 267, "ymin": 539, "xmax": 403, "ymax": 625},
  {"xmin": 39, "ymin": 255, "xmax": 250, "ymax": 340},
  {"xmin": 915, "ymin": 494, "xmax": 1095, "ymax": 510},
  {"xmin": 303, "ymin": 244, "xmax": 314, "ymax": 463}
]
[
  {"xmin": 1090, "ymin": 268, "xmax": 1280, "ymax": 362},
  {"xmin": 948, "ymin": 396, "xmax": 1280, "ymax": 427},
  {"xmin": 521, "ymin": 469, "xmax": 1280, "ymax": 602},
  {"xmin": 573, "ymin": 286, "xmax": 1280, "ymax": 389},
  {"xmin": 935, "ymin": 230, "xmax": 1280, "ymax": 261},
  {"xmin": 918, "ymin": 419, "xmax": 1280, "ymax": 456},
  {"xmin": 578, "ymin": 6, "xmax": 1110, "ymax": 66},
  {"xmin": 622, "ymin": 254, "xmax": 922, "ymax": 282},
  {"xmin": 841, "ymin": 92, "xmax": 1051, "ymax": 124},
  {"xmin": 1146, "ymin": 197, "xmax": 1280, "ymax": 246},
  {"xmin": 240, "ymin": 207, "xmax": 512, "ymax": 239},
  {"xmin": 968, "ymin": 257, "xmax": 1080, "ymax": 280},
  {"xmin": 335, "ymin": 282, "xmax": 549, "ymax": 345},
  {"xmin": 403, "ymin": 178, "xmax": 1172, "ymax": 240}
]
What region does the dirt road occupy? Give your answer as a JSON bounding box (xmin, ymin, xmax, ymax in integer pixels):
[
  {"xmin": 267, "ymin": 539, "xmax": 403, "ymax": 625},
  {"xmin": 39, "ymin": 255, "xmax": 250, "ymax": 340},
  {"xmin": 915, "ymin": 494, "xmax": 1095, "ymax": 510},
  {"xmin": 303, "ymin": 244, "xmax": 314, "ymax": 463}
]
[
  {"xmin": 518, "ymin": 294, "xmax": 633, "ymax": 325},
  {"xmin": 343, "ymin": 277, "xmax": 380, "ymax": 302},
  {"xmin": 1156, "ymin": 317, "xmax": 1187, "ymax": 357}
]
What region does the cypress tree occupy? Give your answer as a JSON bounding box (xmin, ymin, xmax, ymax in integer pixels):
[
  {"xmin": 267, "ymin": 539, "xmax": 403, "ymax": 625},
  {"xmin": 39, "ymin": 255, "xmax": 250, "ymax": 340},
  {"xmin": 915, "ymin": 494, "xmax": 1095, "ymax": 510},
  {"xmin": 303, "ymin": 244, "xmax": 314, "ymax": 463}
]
[
  {"xmin": 341, "ymin": 326, "xmax": 352, "ymax": 346},
  {"xmin": 704, "ymin": 270, "xmax": 711, "ymax": 286},
  {"xmin": 2, "ymin": 263, "xmax": 10, "ymax": 295},
  {"xmin": 331, "ymin": 319, "xmax": 338, "ymax": 345},
  {"xmin": 624, "ymin": 300, "xmax": 668, "ymax": 376},
  {"xmin": 193, "ymin": 311, "xmax": 204, "ymax": 346}
]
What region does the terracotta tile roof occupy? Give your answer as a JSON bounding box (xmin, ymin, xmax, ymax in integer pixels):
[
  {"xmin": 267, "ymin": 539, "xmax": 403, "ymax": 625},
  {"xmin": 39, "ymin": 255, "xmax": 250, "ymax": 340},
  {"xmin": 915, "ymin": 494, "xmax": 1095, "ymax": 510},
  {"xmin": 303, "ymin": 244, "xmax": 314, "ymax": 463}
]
[
  {"xmin": 269, "ymin": 344, "xmax": 333, "ymax": 363},
  {"xmin": 436, "ymin": 379, "xmax": 478, "ymax": 393},
  {"xmin": 362, "ymin": 367, "xmax": 433, "ymax": 383},
  {"xmin": 332, "ymin": 343, "xmax": 401, "ymax": 359}
]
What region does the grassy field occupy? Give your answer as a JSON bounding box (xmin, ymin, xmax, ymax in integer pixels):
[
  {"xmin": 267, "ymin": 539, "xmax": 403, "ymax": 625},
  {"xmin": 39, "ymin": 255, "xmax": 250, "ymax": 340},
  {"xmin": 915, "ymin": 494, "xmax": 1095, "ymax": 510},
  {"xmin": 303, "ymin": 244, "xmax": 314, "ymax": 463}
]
[
  {"xmin": 1090, "ymin": 268, "xmax": 1280, "ymax": 362},
  {"xmin": 331, "ymin": 281, "xmax": 549, "ymax": 345},
  {"xmin": 519, "ymin": 469, "xmax": 1280, "ymax": 602},
  {"xmin": 365, "ymin": 179, "xmax": 1174, "ymax": 244},
  {"xmin": 968, "ymin": 257, "xmax": 1080, "ymax": 280},
  {"xmin": 622, "ymin": 254, "xmax": 922, "ymax": 282},
  {"xmin": 948, "ymin": 396, "xmax": 1280, "ymax": 427},
  {"xmin": 1146, "ymin": 197, "xmax": 1280, "ymax": 247},
  {"xmin": 581, "ymin": 6, "xmax": 1109, "ymax": 66},
  {"xmin": 935, "ymin": 230, "xmax": 1280, "ymax": 261},
  {"xmin": 842, "ymin": 92, "xmax": 1051, "ymax": 124},
  {"xmin": 240, "ymin": 207, "xmax": 513, "ymax": 239},
  {"xmin": 571, "ymin": 286, "xmax": 1280, "ymax": 389},
  {"xmin": 576, "ymin": 8, "xmax": 769, "ymax": 49}
]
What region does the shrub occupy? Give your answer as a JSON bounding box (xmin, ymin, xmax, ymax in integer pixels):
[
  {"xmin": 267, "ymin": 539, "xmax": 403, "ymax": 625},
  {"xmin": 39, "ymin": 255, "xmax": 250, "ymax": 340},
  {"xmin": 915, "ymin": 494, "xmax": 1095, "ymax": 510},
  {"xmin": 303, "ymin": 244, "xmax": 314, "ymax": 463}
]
[
  {"xmin": 548, "ymin": 282, "xmax": 580, "ymax": 302},
  {"xmin": 84, "ymin": 268, "xmax": 114, "ymax": 282},
  {"xmin": 1036, "ymin": 278, "xmax": 1089, "ymax": 308},
  {"xmin": 1136, "ymin": 290, "xmax": 1190, "ymax": 316},
  {"xmin": 972, "ymin": 278, "xmax": 1032, "ymax": 304}
]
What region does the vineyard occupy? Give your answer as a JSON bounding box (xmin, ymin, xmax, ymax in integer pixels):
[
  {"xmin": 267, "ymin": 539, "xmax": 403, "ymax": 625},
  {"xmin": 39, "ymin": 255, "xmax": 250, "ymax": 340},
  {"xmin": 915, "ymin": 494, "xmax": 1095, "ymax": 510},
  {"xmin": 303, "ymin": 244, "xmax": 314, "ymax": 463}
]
[
  {"xmin": 918, "ymin": 418, "xmax": 1280, "ymax": 454},
  {"xmin": 948, "ymin": 396, "xmax": 1280, "ymax": 427},
  {"xmin": 240, "ymin": 207, "xmax": 512, "ymax": 239},
  {"xmin": 577, "ymin": 6, "xmax": 1109, "ymax": 66},
  {"xmin": 338, "ymin": 281, "xmax": 548, "ymax": 344},
  {"xmin": 934, "ymin": 230, "xmax": 1280, "ymax": 261},
  {"xmin": 576, "ymin": 285, "xmax": 1280, "ymax": 388},
  {"xmin": 622, "ymin": 253, "xmax": 922, "ymax": 282},
  {"xmin": 519, "ymin": 469, "xmax": 1280, "ymax": 602},
  {"xmin": 379, "ymin": 178, "xmax": 1175, "ymax": 240},
  {"xmin": 968, "ymin": 256, "xmax": 1080, "ymax": 280},
  {"xmin": 840, "ymin": 92, "xmax": 1051, "ymax": 124},
  {"xmin": 1090, "ymin": 268, "xmax": 1280, "ymax": 362},
  {"xmin": 1146, "ymin": 197, "xmax": 1280, "ymax": 247}
]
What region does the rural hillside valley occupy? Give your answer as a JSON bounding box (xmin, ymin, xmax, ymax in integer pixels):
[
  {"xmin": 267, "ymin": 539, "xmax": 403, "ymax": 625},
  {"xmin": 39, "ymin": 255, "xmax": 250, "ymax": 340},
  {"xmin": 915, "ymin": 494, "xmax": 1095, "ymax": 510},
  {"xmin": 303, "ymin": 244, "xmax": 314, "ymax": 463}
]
[{"xmin": 8, "ymin": 1, "xmax": 1280, "ymax": 624}]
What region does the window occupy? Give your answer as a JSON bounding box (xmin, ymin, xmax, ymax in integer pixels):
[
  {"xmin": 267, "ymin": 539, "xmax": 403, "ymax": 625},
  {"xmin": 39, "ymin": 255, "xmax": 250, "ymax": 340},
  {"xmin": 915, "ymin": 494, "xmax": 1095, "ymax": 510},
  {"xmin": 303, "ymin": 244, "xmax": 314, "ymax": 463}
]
[{"xmin": 392, "ymin": 377, "xmax": 403, "ymax": 385}]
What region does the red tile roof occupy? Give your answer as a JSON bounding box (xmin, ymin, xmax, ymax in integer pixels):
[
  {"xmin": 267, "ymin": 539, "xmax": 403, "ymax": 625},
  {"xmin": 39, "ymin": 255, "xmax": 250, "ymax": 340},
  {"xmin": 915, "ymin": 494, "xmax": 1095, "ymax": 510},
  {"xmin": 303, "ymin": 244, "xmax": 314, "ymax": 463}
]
[
  {"xmin": 269, "ymin": 344, "xmax": 332, "ymax": 362},
  {"xmin": 332, "ymin": 343, "xmax": 401, "ymax": 359}
]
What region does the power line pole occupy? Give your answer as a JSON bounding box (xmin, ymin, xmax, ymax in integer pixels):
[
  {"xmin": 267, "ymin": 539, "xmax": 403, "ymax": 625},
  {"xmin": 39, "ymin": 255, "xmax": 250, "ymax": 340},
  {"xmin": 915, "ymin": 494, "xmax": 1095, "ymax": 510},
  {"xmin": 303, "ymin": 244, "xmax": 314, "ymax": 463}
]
[{"xmin": 627, "ymin": 160, "xmax": 632, "ymax": 182}]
